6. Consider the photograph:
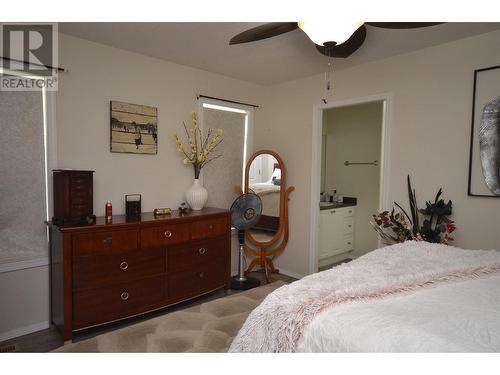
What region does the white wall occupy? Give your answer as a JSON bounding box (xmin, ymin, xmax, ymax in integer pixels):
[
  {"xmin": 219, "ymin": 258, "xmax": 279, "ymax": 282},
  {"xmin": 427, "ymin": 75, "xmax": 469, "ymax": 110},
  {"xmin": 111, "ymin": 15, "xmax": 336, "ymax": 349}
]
[
  {"xmin": 256, "ymin": 30, "xmax": 500, "ymax": 277},
  {"xmin": 0, "ymin": 266, "xmax": 50, "ymax": 342},
  {"xmin": 0, "ymin": 33, "xmax": 263, "ymax": 341},
  {"xmin": 323, "ymin": 102, "xmax": 383, "ymax": 256},
  {"xmin": 56, "ymin": 33, "xmax": 263, "ymax": 216}
]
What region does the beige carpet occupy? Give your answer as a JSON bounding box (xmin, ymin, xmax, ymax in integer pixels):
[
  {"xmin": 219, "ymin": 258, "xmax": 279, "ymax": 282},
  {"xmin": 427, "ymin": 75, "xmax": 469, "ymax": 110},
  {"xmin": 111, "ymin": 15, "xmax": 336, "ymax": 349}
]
[{"xmin": 54, "ymin": 281, "xmax": 285, "ymax": 353}]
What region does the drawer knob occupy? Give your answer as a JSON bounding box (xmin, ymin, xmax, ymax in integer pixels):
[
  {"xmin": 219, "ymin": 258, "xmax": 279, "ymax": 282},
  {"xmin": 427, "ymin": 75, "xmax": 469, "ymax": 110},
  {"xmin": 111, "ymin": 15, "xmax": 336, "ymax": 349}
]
[
  {"xmin": 119, "ymin": 261, "xmax": 129, "ymax": 270},
  {"xmin": 330, "ymin": 210, "xmax": 336, "ymax": 213},
  {"xmin": 347, "ymin": 242, "xmax": 352, "ymax": 245},
  {"xmin": 121, "ymin": 292, "xmax": 129, "ymax": 301},
  {"xmin": 164, "ymin": 230, "xmax": 172, "ymax": 238},
  {"xmin": 348, "ymin": 210, "xmax": 352, "ymax": 214},
  {"xmin": 198, "ymin": 247, "xmax": 206, "ymax": 255},
  {"xmin": 198, "ymin": 272, "xmax": 205, "ymax": 279},
  {"xmin": 348, "ymin": 224, "xmax": 352, "ymax": 228},
  {"xmin": 208, "ymin": 224, "xmax": 214, "ymax": 230},
  {"xmin": 102, "ymin": 237, "xmax": 112, "ymax": 245}
]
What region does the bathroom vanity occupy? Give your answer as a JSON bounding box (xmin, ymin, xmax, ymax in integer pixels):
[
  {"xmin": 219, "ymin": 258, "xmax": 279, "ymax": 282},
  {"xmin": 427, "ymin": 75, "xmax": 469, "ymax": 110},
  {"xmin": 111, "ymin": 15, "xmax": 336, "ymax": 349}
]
[{"xmin": 318, "ymin": 198, "xmax": 356, "ymax": 260}]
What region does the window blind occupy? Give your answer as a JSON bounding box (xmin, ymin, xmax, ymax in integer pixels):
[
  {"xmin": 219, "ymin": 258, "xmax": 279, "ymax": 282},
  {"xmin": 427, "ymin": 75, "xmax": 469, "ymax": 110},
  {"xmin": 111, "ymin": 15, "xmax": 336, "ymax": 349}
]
[
  {"xmin": 202, "ymin": 107, "xmax": 246, "ymax": 209},
  {"xmin": 0, "ymin": 82, "xmax": 48, "ymax": 270}
]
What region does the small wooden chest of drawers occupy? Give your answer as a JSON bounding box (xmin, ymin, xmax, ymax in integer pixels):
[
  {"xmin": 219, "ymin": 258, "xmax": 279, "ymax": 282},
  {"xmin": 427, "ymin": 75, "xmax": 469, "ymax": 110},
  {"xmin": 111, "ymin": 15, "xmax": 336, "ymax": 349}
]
[
  {"xmin": 52, "ymin": 170, "xmax": 95, "ymax": 226},
  {"xmin": 47, "ymin": 208, "xmax": 231, "ymax": 341}
]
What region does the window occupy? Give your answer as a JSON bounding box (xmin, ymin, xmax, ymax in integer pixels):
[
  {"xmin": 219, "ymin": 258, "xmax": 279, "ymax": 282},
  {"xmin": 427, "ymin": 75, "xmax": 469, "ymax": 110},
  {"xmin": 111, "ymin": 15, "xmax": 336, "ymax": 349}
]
[
  {"xmin": 198, "ymin": 98, "xmax": 254, "ymax": 209},
  {"xmin": 0, "ymin": 68, "xmax": 54, "ymax": 272}
]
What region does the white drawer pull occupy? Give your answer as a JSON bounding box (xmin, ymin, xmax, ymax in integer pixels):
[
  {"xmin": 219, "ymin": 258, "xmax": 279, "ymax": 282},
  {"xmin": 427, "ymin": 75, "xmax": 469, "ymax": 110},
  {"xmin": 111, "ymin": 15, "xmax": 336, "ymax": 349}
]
[
  {"xmin": 119, "ymin": 261, "xmax": 128, "ymax": 270},
  {"xmin": 164, "ymin": 230, "xmax": 172, "ymax": 238},
  {"xmin": 121, "ymin": 292, "xmax": 129, "ymax": 300},
  {"xmin": 199, "ymin": 247, "xmax": 206, "ymax": 255}
]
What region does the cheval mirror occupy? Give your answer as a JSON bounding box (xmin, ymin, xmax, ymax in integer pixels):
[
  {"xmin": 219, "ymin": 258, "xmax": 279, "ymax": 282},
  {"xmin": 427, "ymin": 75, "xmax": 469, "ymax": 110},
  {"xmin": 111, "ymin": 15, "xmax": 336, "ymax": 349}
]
[{"xmin": 242, "ymin": 150, "xmax": 294, "ymax": 282}]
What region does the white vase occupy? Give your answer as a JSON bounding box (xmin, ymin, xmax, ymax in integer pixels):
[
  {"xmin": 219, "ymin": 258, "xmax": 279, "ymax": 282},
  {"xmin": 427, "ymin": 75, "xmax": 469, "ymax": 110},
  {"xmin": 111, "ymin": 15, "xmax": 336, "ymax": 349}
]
[{"xmin": 185, "ymin": 179, "xmax": 208, "ymax": 210}]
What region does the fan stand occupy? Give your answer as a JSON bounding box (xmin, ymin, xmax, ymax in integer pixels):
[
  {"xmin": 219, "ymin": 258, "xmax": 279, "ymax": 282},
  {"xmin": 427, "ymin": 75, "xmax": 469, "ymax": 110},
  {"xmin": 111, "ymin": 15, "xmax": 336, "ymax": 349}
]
[{"xmin": 231, "ymin": 230, "xmax": 260, "ymax": 290}]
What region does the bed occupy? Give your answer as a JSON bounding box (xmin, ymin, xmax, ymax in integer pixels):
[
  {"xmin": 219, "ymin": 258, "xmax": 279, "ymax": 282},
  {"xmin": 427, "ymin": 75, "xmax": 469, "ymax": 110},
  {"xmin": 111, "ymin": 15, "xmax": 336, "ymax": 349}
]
[{"xmin": 229, "ymin": 241, "xmax": 500, "ymax": 352}]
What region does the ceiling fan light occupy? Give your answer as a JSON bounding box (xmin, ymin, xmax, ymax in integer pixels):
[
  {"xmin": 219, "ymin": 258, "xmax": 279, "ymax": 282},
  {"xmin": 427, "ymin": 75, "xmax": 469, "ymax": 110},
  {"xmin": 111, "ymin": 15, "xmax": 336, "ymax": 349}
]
[{"xmin": 298, "ymin": 21, "xmax": 364, "ymax": 46}]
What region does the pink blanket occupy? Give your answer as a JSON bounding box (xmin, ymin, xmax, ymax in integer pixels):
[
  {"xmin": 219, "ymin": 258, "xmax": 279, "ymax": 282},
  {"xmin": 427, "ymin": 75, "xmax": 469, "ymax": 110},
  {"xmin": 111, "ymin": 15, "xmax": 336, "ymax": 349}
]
[{"xmin": 229, "ymin": 241, "xmax": 500, "ymax": 352}]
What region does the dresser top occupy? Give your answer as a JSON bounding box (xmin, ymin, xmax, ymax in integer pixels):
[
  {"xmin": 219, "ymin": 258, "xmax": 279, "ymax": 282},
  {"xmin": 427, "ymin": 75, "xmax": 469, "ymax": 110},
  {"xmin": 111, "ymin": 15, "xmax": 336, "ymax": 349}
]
[{"xmin": 47, "ymin": 207, "xmax": 229, "ymax": 232}]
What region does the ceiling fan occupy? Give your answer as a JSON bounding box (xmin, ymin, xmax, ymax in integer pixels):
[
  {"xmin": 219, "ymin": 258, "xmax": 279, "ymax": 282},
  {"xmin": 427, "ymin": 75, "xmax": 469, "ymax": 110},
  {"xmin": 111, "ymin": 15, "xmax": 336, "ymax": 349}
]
[{"xmin": 229, "ymin": 22, "xmax": 443, "ymax": 58}]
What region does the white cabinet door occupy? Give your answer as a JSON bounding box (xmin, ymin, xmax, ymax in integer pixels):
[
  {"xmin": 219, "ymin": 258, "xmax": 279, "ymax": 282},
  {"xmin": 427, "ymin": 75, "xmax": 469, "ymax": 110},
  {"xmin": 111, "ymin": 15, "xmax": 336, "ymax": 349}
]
[
  {"xmin": 319, "ymin": 210, "xmax": 334, "ymax": 259},
  {"xmin": 319, "ymin": 209, "xmax": 342, "ymax": 258}
]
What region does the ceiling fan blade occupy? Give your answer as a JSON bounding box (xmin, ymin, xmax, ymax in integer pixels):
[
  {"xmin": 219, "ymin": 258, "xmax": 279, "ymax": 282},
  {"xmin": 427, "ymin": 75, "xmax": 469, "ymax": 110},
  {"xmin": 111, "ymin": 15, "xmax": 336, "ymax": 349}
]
[
  {"xmin": 229, "ymin": 22, "xmax": 298, "ymax": 45},
  {"xmin": 365, "ymin": 22, "xmax": 444, "ymax": 29},
  {"xmin": 315, "ymin": 25, "xmax": 367, "ymax": 58}
]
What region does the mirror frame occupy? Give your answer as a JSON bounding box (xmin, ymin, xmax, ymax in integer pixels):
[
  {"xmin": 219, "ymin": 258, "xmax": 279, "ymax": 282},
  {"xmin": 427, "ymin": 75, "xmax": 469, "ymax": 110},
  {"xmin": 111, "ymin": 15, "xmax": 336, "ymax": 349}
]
[{"xmin": 244, "ymin": 149, "xmax": 286, "ymax": 247}]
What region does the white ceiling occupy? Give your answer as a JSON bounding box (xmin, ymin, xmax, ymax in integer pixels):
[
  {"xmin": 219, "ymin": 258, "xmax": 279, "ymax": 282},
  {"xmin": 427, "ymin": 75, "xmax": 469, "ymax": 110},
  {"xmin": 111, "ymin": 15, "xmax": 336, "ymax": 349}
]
[{"xmin": 59, "ymin": 22, "xmax": 500, "ymax": 85}]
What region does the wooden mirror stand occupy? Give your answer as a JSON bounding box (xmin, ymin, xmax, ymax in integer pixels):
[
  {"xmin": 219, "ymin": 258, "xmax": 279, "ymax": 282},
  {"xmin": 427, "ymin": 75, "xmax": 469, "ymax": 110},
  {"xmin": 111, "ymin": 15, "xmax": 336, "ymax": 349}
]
[{"xmin": 239, "ymin": 150, "xmax": 295, "ymax": 282}]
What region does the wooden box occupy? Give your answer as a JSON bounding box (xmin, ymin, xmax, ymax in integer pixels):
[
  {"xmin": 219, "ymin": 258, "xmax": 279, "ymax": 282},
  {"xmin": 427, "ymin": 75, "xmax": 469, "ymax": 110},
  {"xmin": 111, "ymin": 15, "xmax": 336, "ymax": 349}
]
[{"xmin": 52, "ymin": 170, "xmax": 95, "ymax": 226}]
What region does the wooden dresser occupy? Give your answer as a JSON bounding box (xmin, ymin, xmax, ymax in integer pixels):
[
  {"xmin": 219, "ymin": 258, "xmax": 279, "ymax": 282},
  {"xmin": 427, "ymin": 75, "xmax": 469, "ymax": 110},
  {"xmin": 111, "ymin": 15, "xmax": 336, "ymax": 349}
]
[{"xmin": 47, "ymin": 208, "xmax": 231, "ymax": 341}]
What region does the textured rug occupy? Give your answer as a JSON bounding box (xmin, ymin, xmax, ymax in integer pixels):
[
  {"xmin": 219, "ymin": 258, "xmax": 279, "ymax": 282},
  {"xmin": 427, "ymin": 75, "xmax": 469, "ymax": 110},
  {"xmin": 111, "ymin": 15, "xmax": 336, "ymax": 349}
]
[{"xmin": 53, "ymin": 281, "xmax": 285, "ymax": 353}]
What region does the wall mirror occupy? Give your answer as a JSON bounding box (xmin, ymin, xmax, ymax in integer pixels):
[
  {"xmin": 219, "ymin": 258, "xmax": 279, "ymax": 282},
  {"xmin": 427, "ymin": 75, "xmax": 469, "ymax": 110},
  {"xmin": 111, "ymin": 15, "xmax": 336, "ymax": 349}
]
[{"xmin": 243, "ymin": 150, "xmax": 294, "ymax": 281}]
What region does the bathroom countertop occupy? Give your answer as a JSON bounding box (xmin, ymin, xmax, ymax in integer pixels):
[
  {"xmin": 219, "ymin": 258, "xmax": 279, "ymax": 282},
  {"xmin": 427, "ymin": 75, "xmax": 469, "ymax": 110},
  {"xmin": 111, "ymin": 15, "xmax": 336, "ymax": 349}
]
[{"xmin": 319, "ymin": 197, "xmax": 357, "ymax": 210}]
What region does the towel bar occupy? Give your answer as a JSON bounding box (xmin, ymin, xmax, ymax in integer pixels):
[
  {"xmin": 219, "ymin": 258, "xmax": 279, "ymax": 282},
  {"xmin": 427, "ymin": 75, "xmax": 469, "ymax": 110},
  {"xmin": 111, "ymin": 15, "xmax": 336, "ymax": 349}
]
[{"xmin": 344, "ymin": 160, "xmax": 378, "ymax": 166}]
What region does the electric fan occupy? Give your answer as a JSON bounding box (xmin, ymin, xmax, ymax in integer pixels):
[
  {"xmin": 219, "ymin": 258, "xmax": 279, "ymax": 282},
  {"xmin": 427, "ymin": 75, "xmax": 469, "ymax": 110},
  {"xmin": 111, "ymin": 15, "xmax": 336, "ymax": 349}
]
[{"xmin": 230, "ymin": 192, "xmax": 263, "ymax": 290}]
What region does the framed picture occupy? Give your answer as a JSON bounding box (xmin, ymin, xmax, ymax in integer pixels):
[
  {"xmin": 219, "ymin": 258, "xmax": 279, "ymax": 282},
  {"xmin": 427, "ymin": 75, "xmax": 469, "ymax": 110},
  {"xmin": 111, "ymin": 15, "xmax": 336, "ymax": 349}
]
[
  {"xmin": 468, "ymin": 65, "xmax": 500, "ymax": 197},
  {"xmin": 110, "ymin": 101, "xmax": 158, "ymax": 155}
]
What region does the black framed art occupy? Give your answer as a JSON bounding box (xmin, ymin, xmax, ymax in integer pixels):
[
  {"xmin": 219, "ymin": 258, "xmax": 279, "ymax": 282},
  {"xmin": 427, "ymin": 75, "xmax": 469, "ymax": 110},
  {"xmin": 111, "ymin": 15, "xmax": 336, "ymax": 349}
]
[{"xmin": 467, "ymin": 65, "xmax": 500, "ymax": 197}]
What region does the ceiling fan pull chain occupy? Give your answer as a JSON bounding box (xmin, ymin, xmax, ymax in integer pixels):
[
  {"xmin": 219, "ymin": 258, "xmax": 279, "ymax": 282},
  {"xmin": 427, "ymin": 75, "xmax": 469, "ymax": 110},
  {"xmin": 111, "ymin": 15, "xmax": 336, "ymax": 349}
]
[{"xmin": 322, "ymin": 59, "xmax": 333, "ymax": 104}]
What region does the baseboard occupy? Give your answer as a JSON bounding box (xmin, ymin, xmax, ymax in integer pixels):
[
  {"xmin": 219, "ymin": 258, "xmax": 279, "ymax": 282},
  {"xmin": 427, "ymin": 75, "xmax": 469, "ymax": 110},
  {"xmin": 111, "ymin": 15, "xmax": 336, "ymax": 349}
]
[
  {"xmin": 232, "ymin": 267, "xmax": 304, "ymax": 280},
  {"xmin": 0, "ymin": 321, "xmax": 50, "ymax": 342},
  {"xmin": 277, "ymin": 268, "xmax": 305, "ymax": 280}
]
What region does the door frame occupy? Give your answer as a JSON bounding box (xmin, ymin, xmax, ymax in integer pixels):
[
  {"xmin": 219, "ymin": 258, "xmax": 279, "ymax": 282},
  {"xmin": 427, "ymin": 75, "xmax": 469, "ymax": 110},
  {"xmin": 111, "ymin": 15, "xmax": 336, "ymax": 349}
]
[{"xmin": 308, "ymin": 93, "xmax": 393, "ymax": 275}]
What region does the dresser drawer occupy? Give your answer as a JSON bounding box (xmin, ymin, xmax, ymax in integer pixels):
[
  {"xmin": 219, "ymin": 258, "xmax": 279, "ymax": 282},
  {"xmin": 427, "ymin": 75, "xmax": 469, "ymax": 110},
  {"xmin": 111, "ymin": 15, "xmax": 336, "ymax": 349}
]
[
  {"xmin": 191, "ymin": 217, "xmax": 227, "ymax": 240},
  {"xmin": 343, "ymin": 217, "xmax": 355, "ymax": 234},
  {"xmin": 73, "ymin": 229, "xmax": 139, "ymax": 256},
  {"xmin": 341, "ymin": 207, "xmax": 355, "ymax": 218},
  {"xmin": 141, "ymin": 223, "xmax": 190, "ymax": 249},
  {"xmin": 73, "ymin": 275, "xmax": 165, "ymax": 329},
  {"xmin": 168, "ymin": 260, "xmax": 225, "ymax": 301},
  {"xmin": 73, "ymin": 248, "xmax": 165, "ymax": 290},
  {"xmin": 167, "ymin": 237, "xmax": 226, "ymax": 273},
  {"xmin": 341, "ymin": 235, "xmax": 354, "ymax": 251}
]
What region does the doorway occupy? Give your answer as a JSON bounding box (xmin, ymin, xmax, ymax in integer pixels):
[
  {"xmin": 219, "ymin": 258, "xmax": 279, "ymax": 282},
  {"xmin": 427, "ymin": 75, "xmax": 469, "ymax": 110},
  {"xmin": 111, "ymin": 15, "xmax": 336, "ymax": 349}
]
[{"xmin": 309, "ymin": 94, "xmax": 392, "ymax": 274}]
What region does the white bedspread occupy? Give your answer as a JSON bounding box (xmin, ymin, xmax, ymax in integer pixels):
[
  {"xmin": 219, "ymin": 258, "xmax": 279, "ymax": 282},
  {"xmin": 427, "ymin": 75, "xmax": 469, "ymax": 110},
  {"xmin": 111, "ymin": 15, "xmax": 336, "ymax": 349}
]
[
  {"xmin": 298, "ymin": 273, "xmax": 500, "ymax": 352},
  {"xmin": 229, "ymin": 241, "xmax": 500, "ymax": 353}
]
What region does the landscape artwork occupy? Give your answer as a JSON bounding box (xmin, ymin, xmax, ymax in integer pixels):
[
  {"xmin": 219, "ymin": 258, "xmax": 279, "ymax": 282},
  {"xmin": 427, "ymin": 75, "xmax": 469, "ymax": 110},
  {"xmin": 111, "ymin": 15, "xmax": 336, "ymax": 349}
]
[{"xmin": 110, "ymin": 101, "xmax": 158, "ymax": 154}]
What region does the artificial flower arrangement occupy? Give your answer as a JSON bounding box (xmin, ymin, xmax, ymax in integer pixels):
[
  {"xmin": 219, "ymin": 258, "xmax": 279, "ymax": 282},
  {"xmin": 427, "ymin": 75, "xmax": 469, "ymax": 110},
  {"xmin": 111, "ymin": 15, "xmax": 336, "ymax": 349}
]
[
  {"xmin": 174, "ymin": 112, "xmax": 223, "ymax": 179},
  {"xmin": 371, "ymin": 176, "xmax": 456, "ymax": 245}
]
